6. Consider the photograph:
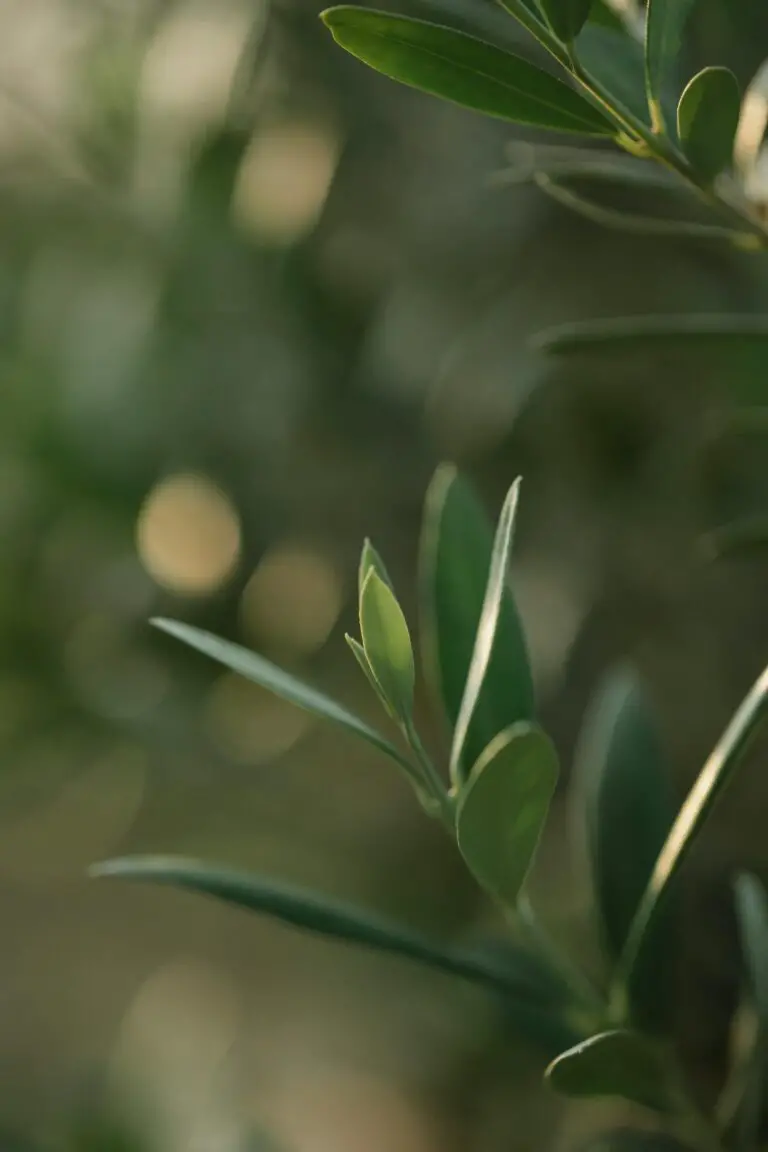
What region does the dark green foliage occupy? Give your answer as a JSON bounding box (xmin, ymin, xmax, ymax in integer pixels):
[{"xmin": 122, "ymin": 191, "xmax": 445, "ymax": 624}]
[
  {"xmin": 320, "ymin": 9, "xmax": 616, "ymax": 134},
  {"xmin": 81, "ymin": 0, "xmax": 768, "ymax": 1137},
  {"xmin": 573, "ymin": 668, "xmax": 677, "ymax": 1032},
  {"xmin": 100, "ymin": 462, "xmax": 768, "ymax": 1152}
]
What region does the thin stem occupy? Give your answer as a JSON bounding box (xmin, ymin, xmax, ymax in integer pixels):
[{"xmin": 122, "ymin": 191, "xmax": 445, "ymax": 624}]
[
  {"xmin": 516, "ymin": 894, "xmax": 606, "ymax": 1018},
  {"xmin": 403, "ymin": 719, "xmax": 455, "ymax": 827}
]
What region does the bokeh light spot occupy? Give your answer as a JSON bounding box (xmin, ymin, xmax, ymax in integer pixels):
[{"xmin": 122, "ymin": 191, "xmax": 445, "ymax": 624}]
[
  {"xmin": 137, "ymin": 473, "xmax": 241, "ymax": 595},
  {"xmin": 233, "ymin": 121, "xmax": 341, "ymax": 244},
  {"xmin": 0, "ymin": 744, "xmax": 146, "ymax": 885},
  {"xmin": 205, "ymin": 673, "xmax": 311, "ymax": 765},
  {"xmin": 240, "ymin": 541, "xmax": 343, "ymax": 657}
]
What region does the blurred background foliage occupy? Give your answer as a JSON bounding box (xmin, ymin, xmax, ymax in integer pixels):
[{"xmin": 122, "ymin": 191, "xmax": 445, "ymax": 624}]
[{"xmin": 4, "ymin": 1, "xmax": 768, "ymax": 1150}]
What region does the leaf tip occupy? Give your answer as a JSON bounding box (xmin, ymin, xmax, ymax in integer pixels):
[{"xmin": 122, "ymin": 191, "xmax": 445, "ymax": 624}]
[
  {"xmin": 88, "ymin": 858, "xmax": 124, "ymax": 880},
  {"xmin": 149, "ymin": 616, "xmax": 177, "ymax": 635}
]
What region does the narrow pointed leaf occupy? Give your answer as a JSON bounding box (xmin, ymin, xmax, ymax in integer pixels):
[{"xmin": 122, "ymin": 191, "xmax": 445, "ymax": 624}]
[
  {"xmin": 645, "ymin": 0, "xmax": 698, "ymax": 129},
  {"xmin": 677, "ymin": 67, "xmax": 740, "ymax": 181},
  {"xmin": 359, "ymin": 569, "xmax": 415, "ymax": 722},
  {"xmin": 151, "ymin": 618, "xmax": 415, "ymax": 777},
  {"xmin": 420, "ymin": 466, "xmax": 534, "ymax": 784},
  {"xmin": 616, "ymin": 663, "xmax": 768, "ymax": 1008},
  {"xmin": 91, "ymin": 855, "xmax": 575, "ymax": 1008},
  {"xmin": 358, "ymin": 539, "xmax": 394, "ymax": 596},
  {"xmin": 321, "ymin": 8, "xmax": 615, "ymax": 135},
  {"xmin": 733, "ymin": 873, "xmax": 768, "ymax": 1149},
  {"xmin": 574, "ymin": 668, "xmax": 676, "ymax": 1032},
  {"xmin": 535, "ymin": 314, "xmax": 768, "ymax": 356},
  {"xmin": 538, "ymin": 0, "xmax": 592, "ymax": 43},
  {"xmin": 450, "ymin": 477, "xmax": 525, "ymax": 779},
  {"xmin": 345, "ymin": 632, "xmax": 389, "ymax": 705},
  {"xmin": 546, "ymin": 1029, "xmax": 672, "ymax": 1111},
  {"xmin": 575, "ymin": 670, "xmax": 671, "ymax": 951},
  {"xmin": 456, "ymin": 722, "xmax": 558, "ymax": 908}
]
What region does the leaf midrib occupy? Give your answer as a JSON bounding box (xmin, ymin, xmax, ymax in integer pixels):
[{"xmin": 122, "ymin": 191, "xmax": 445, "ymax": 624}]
[{"xmin": 339, "ymin": 23, "xmax": 606, "ymax": 129}]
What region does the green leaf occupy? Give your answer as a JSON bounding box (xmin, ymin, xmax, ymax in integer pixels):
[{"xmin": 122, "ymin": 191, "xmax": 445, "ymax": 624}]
[
  {"xmin": 645, "ymin": 0, "xmax": 698, "ymax": 130},
  {"xmin": 345, "ymin": 632, "xmax": 387, "ymax": 701},
  {"xmin": 358, "ymin": 538, "xmax": 394, "ymax": 596},
  {"xmin": 151, "ymin": 618, "xmax": 417, "ymax": 782},
  {"xmin": 534, "ymin": 314, "xmax": 768, "ymax": 356},
  {"xmin": 359, "ymin": 569, "xmax": 415, "ymax": 722},
  {"xmin": 575, "ymin": 25, "xmax": 650, "ymax": 126},
  {"xmin": 344, "ymin": 631, "xmax": 439, "ymax": 817},
  {"xmin": 456, "ymin": 722, "xmax": 558, "ymax": 908},
  {"xmin": 449, "ymin": 477, "xmax": 526, "ymax": 780},
  {"xmin": 574, "ymin": 667, "xmax": 676, "ymax": 1032},
  {"xmin": 320, "ymin": 8, "xmax": 615, "ymax": 135},
  {"xmin": 419, "ymin": 466, "xmax": 534, "ymax": 784},
  {"xmin": 546, "ymin": 1029, "xmax": 672, "ymax": 1111},
  {"xmin": 615, "ymin": 662, "xmax": 768, "ymax": 1013},
  {"xmin": 733, "ymin": 873, "xmax": 768, "ymax": 1149},
  {"xmin": 575, "ymin": 668, "xmax": 671, "ymax": 955},
  {"xmin": 677, "ymin": 66, "xmax": 740, "ymax": 181},
  {"xmin": 91, "ymin": 855, "xmax": 575, "ymax": 1006},
  {"xmin": 538, "ymin": 0, "xmax": 592, "ymax": 43}
]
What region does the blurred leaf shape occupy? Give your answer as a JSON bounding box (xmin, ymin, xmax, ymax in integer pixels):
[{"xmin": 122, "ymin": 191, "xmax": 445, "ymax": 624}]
[
  {"xmin": 92, "ymin": 856, "xmax": 579, "ymax": 1017},
  {"xmin": 534, "ymin": 314, "xmax": 768, "ymax": 355},
  {"xmin": 733, "ymin": 873, "xmax": 768, "ymax": 1150},
  {"xmin": 151, "ymin": 619, "xmax": 421, "ymax": 789},
  {"xmin": 677, "ymin": 67, "xmax": 741, "ymax": 181},
  {"xmin": 419, "ymin": 466, "xmax": 534, "ymax": 785},
  {"xmin": 538, "ymin": 0, "xmax": 592, "ymax": 43},
  {"xmin": 580, "ymin": 1129, "xmax": 695, "ymax": 1152},
  {"xmin": 546, "ymin": 1029, "xmax": 672, "ymax": 1111},
  {"xmin": 456, "ymin": 722, "xmax": 558, "ymax": 908},
  {"xmin": 615, "ymin": 663, "xmax": 768, "ymax": 1015},
  {"xmin": 645, "ymin": 0, "xmax": 698, "ymax": 128},
  {"xmin": 533, "ymin": 170, "xmax": 746, "ymax": 240},
  {"xmin": 572, "ymin": 667, "xmax": 676, "ymax": 1032},
  {"xmin": 359, "ymin": 569, "xmax": 415, "ymax": 722},
  {"xmin": 474, "ymin": 937, "xmax": 590, "ymax": 1053},
  {"xmin": 320, "ymin": 8, "xmax": 615, "ymax": 134}
]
